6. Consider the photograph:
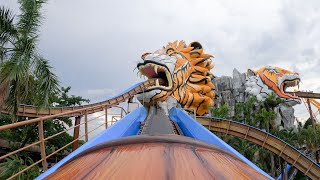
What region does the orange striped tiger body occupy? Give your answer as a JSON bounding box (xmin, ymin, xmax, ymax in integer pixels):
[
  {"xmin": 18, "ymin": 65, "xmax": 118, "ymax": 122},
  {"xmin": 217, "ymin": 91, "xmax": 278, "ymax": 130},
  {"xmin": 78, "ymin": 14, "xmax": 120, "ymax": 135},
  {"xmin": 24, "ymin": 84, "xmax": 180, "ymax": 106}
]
[{"xmin": 137, "ymin": 41, "xmax": 215, "ymax": 115}]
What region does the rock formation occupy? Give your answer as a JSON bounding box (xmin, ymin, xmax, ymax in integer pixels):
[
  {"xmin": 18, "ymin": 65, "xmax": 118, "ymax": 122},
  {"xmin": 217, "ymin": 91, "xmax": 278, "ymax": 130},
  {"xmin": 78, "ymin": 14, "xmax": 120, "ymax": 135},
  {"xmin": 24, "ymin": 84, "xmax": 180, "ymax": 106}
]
[{"xmin": 213, "ymin": 68, "xmax": 297, "ymax": 129}]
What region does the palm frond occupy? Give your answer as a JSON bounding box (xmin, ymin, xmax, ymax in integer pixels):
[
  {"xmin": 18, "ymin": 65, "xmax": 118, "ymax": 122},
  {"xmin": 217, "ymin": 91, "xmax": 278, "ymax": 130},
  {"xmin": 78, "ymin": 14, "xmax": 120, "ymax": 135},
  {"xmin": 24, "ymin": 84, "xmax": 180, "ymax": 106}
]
[
  {"xmin": 0, "ymin": 6, "xmax": 17, "ymax": 63},
  {"xmin": 17, "ymin": 0, "xmax": 46, "ymax": 39},
  {"xmin": 0, "ymin": 6, "xmax": 17, "ymax": 45},
  {"xmin": 0, "ymin": 0, "xmax": 60, "ymax": 116},
  {"xmin": 33, "ymin": 56, "xmax": 60, "ymax": 107}
]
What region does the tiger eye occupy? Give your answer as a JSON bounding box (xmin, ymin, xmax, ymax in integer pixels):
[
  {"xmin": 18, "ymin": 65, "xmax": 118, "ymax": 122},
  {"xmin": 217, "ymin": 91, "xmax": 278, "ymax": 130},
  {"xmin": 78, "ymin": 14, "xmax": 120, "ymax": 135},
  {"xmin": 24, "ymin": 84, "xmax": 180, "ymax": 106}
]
[{"xmin": 166, "ymin": 48, "xmax": 174, "ymax": 54}]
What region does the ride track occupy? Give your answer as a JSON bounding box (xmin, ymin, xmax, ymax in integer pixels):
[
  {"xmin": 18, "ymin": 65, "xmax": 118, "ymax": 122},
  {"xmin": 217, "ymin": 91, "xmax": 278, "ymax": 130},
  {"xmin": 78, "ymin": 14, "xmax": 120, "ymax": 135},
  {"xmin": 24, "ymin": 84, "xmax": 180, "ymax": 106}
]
[
  {"xmin": 1, "ymin": 78, "xmax": 320, "ymax": 179},
  {"xmin": 0, "ymin": 79, "xmax": 164, "ymax": 119},
  {"xmin": 197, "ymin": 117, "xmax": 320, "ymax": 180}
]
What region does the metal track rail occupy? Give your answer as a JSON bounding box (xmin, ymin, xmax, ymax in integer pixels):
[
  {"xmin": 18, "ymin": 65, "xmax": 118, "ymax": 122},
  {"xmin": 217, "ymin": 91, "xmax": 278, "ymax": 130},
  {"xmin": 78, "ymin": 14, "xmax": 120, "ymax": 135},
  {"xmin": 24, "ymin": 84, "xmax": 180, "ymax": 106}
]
[
  {"xmin": 0, "ymin": 79, "xmax": 162, "ymax": 118},
  {"xmin": 197, "ymin": 117, "xmax": 320, "ymax": 180}
]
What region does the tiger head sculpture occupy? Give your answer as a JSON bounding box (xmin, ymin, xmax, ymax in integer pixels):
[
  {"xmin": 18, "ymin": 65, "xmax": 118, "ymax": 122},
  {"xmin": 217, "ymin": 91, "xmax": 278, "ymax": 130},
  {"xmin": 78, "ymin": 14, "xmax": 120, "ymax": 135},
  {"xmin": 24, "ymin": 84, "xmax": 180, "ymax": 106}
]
[
  {"xmin": 245, "ymin": 66, "xmax": 301, "ymax": 106},
  {"xmin": 136, "ymin": 40, "xmax": 215, "ymax": 115}
]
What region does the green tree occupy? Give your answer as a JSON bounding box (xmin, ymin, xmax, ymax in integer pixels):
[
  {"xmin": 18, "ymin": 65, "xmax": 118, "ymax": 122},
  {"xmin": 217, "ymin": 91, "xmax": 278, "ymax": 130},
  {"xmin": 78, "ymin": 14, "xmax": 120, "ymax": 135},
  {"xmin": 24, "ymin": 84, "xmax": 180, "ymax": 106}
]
[
  {"xmin": 0, "ymin": 155, "xmax": 40, "ymax": 179},
  {"xmin": 0, "ymin": 0, "xmax": 59, "ymax": 115},
  {"xmin": 0, "ymin": 86, "xmax": 89, "ymax": 152},
  {"xmin": 209, "ymin": 104, "xmax": 229, "ymax": 119},
  {"xmin": 0, "ymin": 6, "xmax": 17, "ymax": 63},
  {"xmin": 274, "ymin": 128, "xmax": 298, "ymax": 147},
  {"xmin": 254, "ymin": 108, "xmax": 276, "ymax": 132},
  {"xmin": 298, "ymin": 126, "xmax": 320, "ymax": 163},
  {"xmin": 234, "ymin": 96, "xmax": 258, "ymax": 125},
  {"xmin": 0, "ymin": 86, "xmax": 89, "ymax": 178},
  {"xmin": 220, "ymin": 93, "xmax": 297, "ymax": 177}
]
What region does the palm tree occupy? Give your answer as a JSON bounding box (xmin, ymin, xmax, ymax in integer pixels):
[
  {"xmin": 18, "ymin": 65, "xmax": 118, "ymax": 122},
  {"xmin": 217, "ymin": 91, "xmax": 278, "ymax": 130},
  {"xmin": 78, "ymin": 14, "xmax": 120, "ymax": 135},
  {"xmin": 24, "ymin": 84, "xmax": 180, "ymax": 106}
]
[
  {"xmin": 298, "ymin": 126, "xmax": 320, "ymax": 162},
  {"xmin": 275, "ymin": 129, "xmax": 298, "ymax": 147},
  {"xmin": 0, "ymin": 6, "xmax": 17, "ymax": 107},
  {"xmin": 0, "ymin": 0, "xmax": 59, "ymax": 115}
]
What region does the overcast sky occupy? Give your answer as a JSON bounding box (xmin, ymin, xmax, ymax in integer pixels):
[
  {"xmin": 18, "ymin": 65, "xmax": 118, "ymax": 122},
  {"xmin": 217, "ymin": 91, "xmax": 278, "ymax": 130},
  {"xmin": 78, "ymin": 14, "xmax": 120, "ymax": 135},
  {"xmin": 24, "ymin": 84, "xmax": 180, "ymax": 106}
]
[{"xmin": 2, "ymin": 0, "xmax": 320, "ymax": 121}]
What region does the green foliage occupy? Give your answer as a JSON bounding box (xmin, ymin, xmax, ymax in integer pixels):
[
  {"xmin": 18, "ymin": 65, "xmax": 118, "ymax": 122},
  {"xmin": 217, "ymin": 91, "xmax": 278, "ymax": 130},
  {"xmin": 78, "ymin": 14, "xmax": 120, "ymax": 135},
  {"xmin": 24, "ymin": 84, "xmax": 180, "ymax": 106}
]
[
  {"xmin": 234, "ymin": 93, "xmax": 280, "ymax": 132},
  {"xmin": 0, "ymin": 0, "xmax": 59, "ymax": 115},
  {"xmin": 274, "ymin": 129, "xmax": 299, "ymax": 147},
  {"xmin": 234, "ymin": 96, "xmax": 257, "ymax": 124},
  {"xmin": 254, "ymin": 107, "xmax": 276, "ymax": 132},
  {"xmin": 209, "ymin": 104, "xmax": 229, "ymax": 118},
  {"xmin": 0, "ymin": 6, "xmax": 17, "ymax": 63},
  {"xmin": 0, "ymin": 86, "xmax": 89, "ymax": 178},
  {"xmin": 52, "ymin": 86, "xmax": 90, "ymax": 107},
  {"xmin": 0, "ymin": 155, "xmax": 40, "ymax": 180},
  {"xmin": 214, "ymin": 92, "xmax": 312, "ymax": 177},
  {"xmin": 298, "ymin": 126, "xmax": 320, "ymax": 152},
  {"xmin": 263, "ymin": 92, "xmax": 284, "ymax": 110},
  {"xmin": 0, "ymin": 86, "xmax": 89, "ymax": 152},
  {"xmin": 303, "ymin": 118, "xmax": 314, "ymax": 129}
]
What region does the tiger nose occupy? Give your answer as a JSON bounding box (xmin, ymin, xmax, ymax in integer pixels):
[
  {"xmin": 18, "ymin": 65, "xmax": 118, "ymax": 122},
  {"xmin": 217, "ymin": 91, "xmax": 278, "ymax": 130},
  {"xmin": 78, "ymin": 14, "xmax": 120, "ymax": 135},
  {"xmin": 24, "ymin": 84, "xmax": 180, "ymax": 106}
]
[{"xmin": 141, "ymin": 53, "xmax": 151, "ymax": 60}]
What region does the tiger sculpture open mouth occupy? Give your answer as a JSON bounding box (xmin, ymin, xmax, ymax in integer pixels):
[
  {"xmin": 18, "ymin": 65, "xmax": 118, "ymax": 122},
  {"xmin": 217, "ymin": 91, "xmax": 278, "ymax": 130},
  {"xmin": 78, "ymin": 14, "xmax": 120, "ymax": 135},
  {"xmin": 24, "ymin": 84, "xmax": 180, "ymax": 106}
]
[
  {"xmin": 137, "ymin": 60, "xmax": 173, "ymax": 91},
  {"xmin": 280, "ymin": 78, "xmax": 300, "ymax": 98},
  {"xmin": 246, "ymin": 66, "xmax": 301, "ymax": 105},
  {"xmin": 136, "ymin": 41, "xmax": 216, "ymax": 116}
]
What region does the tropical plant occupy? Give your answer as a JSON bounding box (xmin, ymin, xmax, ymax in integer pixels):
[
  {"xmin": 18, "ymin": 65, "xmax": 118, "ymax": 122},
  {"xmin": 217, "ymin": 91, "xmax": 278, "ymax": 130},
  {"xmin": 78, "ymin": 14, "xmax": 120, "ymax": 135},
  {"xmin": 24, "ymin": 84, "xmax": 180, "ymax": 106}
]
[
  {"xmin": 0, "ymin": 86, "xmax": 89, "ymax": 178},
  {"xmin": 209, "ymin": 104, "xmax": 229, "ymax": 119},
  {"xmin": 0, "ymin": 86, "xmax": 89, "ymax": 152},
  {"xmin": 274, "ymin": 128, "xmax": 298, "ymax": 147},
  {"xmin": 216, "ymin": 92, "xmax": 303, "ymax": 177},
  {"xmin": 0, "ymin": 6, "xmax": 17, "ymax": 62},
  {"xmin": 298, "ymin": 126, "xmax": 320, "ymax": 160},
  {"xmin": 0, "ymin": 0, "xmax": 59, "ymax": 115},
  {"xmin": 0, "ymin": 155, "xmax": 40, "ymax": 179},
  {"xmin": 254, "ymin": 107, "xmax": 276, "ymax": 132},
  {"xmin": 234, "ymin": 96, "xmax": 258, "ymax": 124}
]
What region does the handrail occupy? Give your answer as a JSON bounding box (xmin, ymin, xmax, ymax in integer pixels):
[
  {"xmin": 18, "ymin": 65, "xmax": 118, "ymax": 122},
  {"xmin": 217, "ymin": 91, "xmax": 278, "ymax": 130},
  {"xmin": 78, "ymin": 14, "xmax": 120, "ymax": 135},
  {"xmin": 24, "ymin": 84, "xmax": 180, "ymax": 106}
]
[
  {"xmin": 0, "ymin": 79, "xmax": 160, "ymax": 179},
  {"xmin": 0, "ymin": 79, "xmax": 159, "ymax": 131},
  {"xmin": 197, "ymin": 117, "xmax": 320, "ymax": 180},
  {"xmin": 0, "ymin": 79, "xmax": 161, "ymax": 118},
  {"xmin": 4, "ymin": 112, "xmax": 108, "ymax": 180}
]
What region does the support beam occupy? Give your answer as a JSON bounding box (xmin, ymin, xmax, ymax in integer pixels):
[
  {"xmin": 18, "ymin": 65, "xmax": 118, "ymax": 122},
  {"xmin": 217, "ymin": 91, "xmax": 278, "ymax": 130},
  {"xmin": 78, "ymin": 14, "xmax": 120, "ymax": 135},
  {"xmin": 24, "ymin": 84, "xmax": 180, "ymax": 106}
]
[
  {"xmin": 307, "ymin": 99, "xmax": 316, "ymax": 128},
  {"xmin": 38, "ymin": 121, "xmax": 48, "ymax": 170},
  {"xmin": 105, "ymin": 107, "xmax": 108, "ymax": 129},
  {"xmin": 84, "ymin": 111, "xmax": 88, "ymax": 142},
  {"xmin": 72, "ymin": 116, "xmax": 81, "ymax": 151}
]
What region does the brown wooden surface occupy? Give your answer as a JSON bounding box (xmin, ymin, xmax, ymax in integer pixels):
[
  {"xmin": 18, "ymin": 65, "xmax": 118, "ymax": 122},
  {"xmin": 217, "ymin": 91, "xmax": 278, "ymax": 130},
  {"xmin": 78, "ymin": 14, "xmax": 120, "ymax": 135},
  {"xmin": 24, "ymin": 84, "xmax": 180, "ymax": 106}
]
[
  {"xmin": 287, "ymin": 91, "xmax": 320, "ymax": 99},
  {"xmin": 45, "ymin": 135, "xmax": 268, "ymax": 180},
  {"xmin": 197, "ymin": 117, "xmax": 320, "ymax": 180}
]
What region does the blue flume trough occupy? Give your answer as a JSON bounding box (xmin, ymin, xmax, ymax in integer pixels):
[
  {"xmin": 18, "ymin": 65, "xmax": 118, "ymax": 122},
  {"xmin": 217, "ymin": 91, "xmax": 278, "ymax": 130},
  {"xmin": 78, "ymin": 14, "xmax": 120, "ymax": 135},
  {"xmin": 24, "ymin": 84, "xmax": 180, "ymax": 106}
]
[
  {"xmin": 169, "ymin": 107, "xmax": 273, "ymax": 179},
  {"xmin": 36, "ymin": 107, "xmax": 147, "ymax": 179}
]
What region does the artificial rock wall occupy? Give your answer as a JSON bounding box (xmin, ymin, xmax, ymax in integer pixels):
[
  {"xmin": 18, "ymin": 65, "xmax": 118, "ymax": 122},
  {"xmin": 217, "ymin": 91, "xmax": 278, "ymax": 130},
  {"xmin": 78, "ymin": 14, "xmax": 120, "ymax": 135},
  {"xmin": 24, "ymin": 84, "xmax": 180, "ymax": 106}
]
[{"xmin": 212, "ymin": 68, "xmax": 296, "ymax": 129}]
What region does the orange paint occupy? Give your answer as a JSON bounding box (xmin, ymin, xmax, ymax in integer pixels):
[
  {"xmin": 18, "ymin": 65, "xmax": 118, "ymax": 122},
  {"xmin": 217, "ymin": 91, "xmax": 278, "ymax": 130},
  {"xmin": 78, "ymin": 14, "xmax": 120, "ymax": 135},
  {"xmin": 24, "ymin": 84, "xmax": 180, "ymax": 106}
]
[{"xmin": 139, "ymin": 41, "xmax": 216, "ymax": 115}]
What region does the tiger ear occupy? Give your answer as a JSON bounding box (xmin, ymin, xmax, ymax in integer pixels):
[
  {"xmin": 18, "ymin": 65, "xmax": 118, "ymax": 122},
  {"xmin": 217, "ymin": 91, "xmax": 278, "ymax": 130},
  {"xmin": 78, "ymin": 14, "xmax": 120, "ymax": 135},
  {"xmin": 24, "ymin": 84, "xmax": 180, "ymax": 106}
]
[
  {"xmin": 190, "ymin": 41, "xmax": 203, "ymax": 50},
  {"xmin": 247, "ymin": 69, "xmax": 256, "ymax": 77}
]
